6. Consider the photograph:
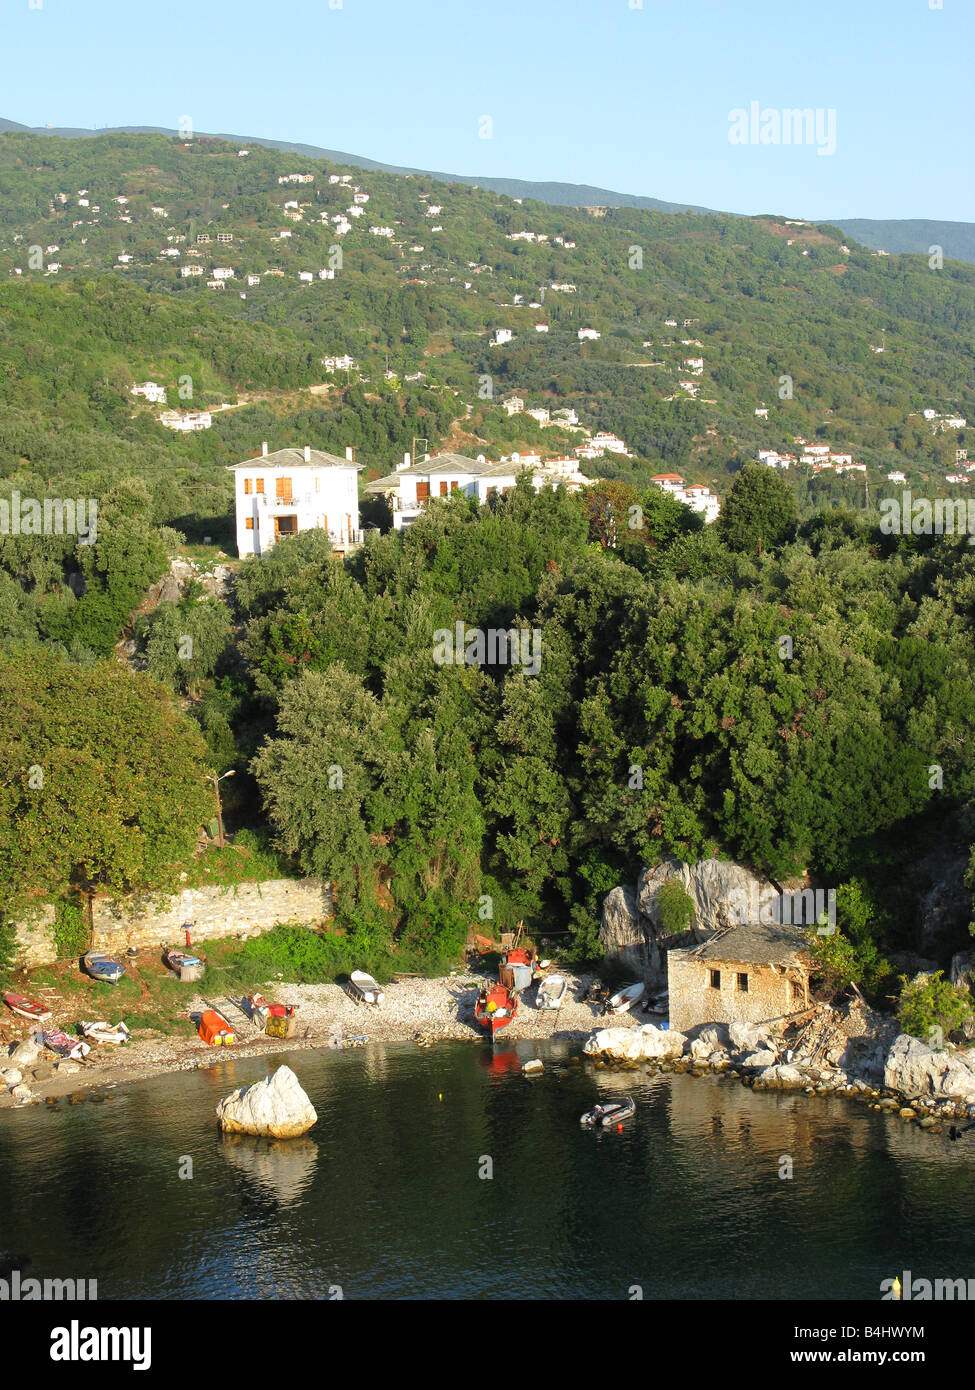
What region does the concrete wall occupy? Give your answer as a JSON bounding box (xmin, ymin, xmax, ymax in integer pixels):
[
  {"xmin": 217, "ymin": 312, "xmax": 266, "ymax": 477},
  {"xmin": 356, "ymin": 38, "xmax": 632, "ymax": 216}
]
[
  {"xmin": 12, "ymin": 878, "xmax": 334, "ymax": 969},
  {"xmin": 668, "ymin": 950, "xmax": 807, "ymax": 1034}
]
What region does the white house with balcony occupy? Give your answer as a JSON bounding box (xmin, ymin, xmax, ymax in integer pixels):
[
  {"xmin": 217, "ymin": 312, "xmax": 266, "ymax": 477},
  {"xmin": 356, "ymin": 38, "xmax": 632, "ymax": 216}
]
[{"xmin": 229, "ymin": 444, "xmax": 362, "ymax": 558}]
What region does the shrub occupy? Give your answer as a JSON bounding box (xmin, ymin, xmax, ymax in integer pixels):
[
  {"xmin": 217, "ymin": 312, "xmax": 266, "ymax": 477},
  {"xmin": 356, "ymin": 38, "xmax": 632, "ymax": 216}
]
[
  {"xmin": 897, "ymin": 971, "xmax": 973, "ymax": 1043},
  {"xmin": 657, "ymin": 879, "xmax": 695, "ymax": 936},
  {"xmin": 52, "ymin": 899, "xmax": 89, "ymax": 959}
]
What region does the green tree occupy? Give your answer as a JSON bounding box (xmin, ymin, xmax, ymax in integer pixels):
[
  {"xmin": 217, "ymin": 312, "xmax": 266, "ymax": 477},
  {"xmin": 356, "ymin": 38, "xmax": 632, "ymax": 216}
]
[{"xmin": 718, "ymin": 463, "xmax": 799, "ymax": 555}]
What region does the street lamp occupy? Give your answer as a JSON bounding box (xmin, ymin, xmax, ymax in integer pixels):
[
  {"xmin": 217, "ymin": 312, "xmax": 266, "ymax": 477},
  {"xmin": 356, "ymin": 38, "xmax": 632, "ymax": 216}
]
[{"xmin": 208, "ymin": 770, "xmax": 235, "ymax": 848}]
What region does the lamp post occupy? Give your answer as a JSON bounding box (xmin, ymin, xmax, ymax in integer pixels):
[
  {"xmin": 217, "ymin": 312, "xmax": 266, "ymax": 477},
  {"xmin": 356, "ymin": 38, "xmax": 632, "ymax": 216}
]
[{"xmin": 209, "ymin": 770, "xmax": 235, "ymax": 848}]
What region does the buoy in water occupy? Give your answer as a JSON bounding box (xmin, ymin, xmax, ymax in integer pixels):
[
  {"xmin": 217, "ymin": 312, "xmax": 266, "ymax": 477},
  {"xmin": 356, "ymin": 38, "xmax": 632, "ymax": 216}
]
[
  {"xmin": 616, "ymin": 1123, "xmax": 623, "ymax": 1133},
  {"xmin": 438, "ymin": 1093, "xmax": 443, "ymax": 1101}
]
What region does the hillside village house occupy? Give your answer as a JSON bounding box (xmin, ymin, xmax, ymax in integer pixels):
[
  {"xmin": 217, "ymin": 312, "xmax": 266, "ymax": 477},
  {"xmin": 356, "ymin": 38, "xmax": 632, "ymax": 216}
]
[
  {"xmin": 131, "ymin": 381, "xmax": 167, "ymax": 404},
  {"xmin": 668, "ymin": 924, "xmax": 811, "ymax": 1033},
  {"xmin": 651, "ymin": 473, "xmax": 721, "ymax": 523},
  {"xmin": 229, "ymin": 444, "xmax": 362, "ymax": 558},
  {"xmin": 365, "ymin": 451, "xmax": 593, "ymax": 530}
]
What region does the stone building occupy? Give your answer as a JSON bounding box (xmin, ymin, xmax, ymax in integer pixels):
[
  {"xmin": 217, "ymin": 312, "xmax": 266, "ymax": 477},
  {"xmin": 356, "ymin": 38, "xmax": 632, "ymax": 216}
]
[{"xmin": 668, "ymin": 924, "xmax": 811, "ymax": 1034}]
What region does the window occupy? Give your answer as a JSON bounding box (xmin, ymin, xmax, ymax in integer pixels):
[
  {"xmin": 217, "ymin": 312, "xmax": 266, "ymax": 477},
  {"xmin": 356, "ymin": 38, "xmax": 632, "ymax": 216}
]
[
  {"xmin": 416, "ymin": 482, "xmax": 430, "ymax": 502},
  {"xmin": 245, "ymin": 517, "xmax": 254, "ymax": 530},
  {"xmin": 276, "ymin": 476, "xmax": 291, "ymax": 499},
  {"xmin": 737, "ymin": 972, "xmax": 749, "ymax": 992},
  {"xmin": 450, "ymin": 480, "xmax": 458, "ymax": 491},
  {"xmin": 256, "ymin": 478, "xmax": 265, "ymax": 494},
  {"xmin": 244, "ymin": 479, "xmax": 252, "ymax": 494},
  {"xmin": 439, "ymin": 481, "xmax": 449, "ymax": 496},
  {"xmin": 709, "ymin": 969, "xmax": 721, "ymax": 990},
  {"xmin": 315, "ymin": 476, "xmax": 320, "ymax": 493}
]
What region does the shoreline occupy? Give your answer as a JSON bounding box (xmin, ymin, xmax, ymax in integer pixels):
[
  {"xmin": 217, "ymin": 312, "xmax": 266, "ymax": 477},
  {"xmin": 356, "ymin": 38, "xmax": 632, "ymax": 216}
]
[{"xmin": 0, "ymin": 970, "xmax": 607, "ymax": 1108}]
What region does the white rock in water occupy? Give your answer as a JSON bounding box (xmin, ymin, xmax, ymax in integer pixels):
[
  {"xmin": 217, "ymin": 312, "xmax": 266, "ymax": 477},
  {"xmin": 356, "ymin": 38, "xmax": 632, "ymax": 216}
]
[
  {"xmin": 522, "ymin": 1059, "xmax": 544, "ymax": 1075},
  {"xmin": 583, "ymin": 1024, "xmax": 685, "ymax": 1061},
  {"xmin": 216, "ymin": 1065, "xmax": 317, "ymax": 1138},
  {"xmin": 752, "ymin": 1063, "xmax": 806, "ymax": 1091}
]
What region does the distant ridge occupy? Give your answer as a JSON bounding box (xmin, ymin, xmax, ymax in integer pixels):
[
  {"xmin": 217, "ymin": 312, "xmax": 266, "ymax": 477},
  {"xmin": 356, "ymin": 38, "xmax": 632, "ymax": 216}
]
[{"xmin": 3, "ymin": 117, "xmax": 973, "ymax": 263}]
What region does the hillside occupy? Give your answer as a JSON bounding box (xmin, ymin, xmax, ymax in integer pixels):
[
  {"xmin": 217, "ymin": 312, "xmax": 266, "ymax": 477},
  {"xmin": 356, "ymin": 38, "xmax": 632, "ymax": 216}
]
[{"xmin": 3, "ymin": 116, "xmax": 973, "ymax": 262}]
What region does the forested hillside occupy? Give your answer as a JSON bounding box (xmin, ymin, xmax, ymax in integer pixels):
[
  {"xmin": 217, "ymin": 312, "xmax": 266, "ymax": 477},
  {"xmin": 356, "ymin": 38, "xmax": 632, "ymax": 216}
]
[{"xmin": 2, "ymin": 130, "xmax": 975, "ymax": 1004}]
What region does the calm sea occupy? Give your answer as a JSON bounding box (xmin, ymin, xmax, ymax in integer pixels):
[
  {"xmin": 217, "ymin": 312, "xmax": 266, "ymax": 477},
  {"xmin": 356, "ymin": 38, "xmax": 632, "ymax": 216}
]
[{"xmin": 0, "ymin": 1040, "xmax": 971, "ymax": 1300}]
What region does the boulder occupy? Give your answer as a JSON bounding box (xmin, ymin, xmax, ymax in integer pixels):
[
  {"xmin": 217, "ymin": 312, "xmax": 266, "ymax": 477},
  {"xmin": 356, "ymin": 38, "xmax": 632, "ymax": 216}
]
[
  {"xmin": 639, "ymin": 1024, "xmax": 687, "ymax": 1059},
  {"xmin": 883, "ymin": 1034, "xmax": 975, "ymax": 1101},
  {"xmin": 752, "ymin": 1063, "xmax": 806, "ymax": 1091},
  {"xmin": 216, "ymin": 1065, "xmax": 317, "ymax": 1139},
  {"xmin": 728, "ymin": 1021, "xmax": 772, "ymax": 1054},
  {"xmin": 688, "ymin": 1039, "xmax": 711, "ymax": 1062},
  {"xmin": 11, "ymin": 1084, "xmax": 32, "ymax": 1102},
  {"xmin": 9, "ymin": 1040, "xmax": 41, "ymax": 1066},
  {"xmin": 2, "ymin": 1069, "xmax": 23, "ymax": 1087},
  {"xmin": 740, "ymin": 1049, "xmax": 778, "ymax": 1070},
  {"xmin": 583, "ymin": 1025, "xmax": 686, "ymax": 1062}
]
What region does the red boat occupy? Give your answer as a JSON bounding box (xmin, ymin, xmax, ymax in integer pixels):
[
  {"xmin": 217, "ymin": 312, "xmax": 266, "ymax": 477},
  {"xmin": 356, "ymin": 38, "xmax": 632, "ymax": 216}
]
[
  {"xmin": 474, "ymin": 983, "xmax": 519, "ymax": 1039},
  {"xmin": 2, "ymin": 992, "xmax": 52, "ymax": 1022}
]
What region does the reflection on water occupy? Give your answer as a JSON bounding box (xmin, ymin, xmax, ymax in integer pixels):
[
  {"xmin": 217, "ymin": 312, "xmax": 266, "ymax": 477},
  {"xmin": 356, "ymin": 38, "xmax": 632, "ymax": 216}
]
[
  {"xmin": 220, "ymin": 1134, "xmax": 319, "ymax": 1208},
  {"xmin": 0, "ymin": 1042, "xmax": 971, "ymax": 1300}
]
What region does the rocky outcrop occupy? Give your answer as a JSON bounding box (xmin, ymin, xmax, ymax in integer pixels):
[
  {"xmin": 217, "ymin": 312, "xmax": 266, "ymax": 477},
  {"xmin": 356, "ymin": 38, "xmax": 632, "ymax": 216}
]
[
  {"xmin": 950, "ymin": 951, "xmax": 974, "ymax": 989},
  {"xmin": 216, "ymin": 1065, "xmax": 318, "ymax": 1138},
  {"xmin": 583, "ymin": 1024, "xmax": 687, "ymax": 1062},
  {"xmin": 915, "ymin": 850, "xmax": 969, "ymax": 952},
  {"xmin": 637, "ymin": 857, "xmax": 785, "ymax": 935},
  {"xmin": 599, "ymin": 886, "xmax": 659, "ymax": 979},
  {"xmin": 883, "ymin": 1034, "xmax": 975, "ymax": 1102}
]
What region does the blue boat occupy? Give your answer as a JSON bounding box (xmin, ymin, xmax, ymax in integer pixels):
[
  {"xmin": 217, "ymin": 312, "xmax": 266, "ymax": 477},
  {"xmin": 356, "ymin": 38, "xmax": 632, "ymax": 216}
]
[{"xmin": 82, "ymin": 951, "xmax": 126, "ymax": 985}]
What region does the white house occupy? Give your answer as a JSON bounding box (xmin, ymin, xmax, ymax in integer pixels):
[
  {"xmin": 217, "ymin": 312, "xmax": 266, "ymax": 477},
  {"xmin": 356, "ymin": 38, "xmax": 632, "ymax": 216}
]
[
  {"xmin": 887, "ymin": 471, "xmax": 907, "ymax": 483},
  {"xmin": 159, "ymin": 410, "xmax": 212, "ymax": 432},
  {"xmin": 683, "ymin": 357, "xmax": 704, "ymax": 375},
  {"xmin": 755, "ymin": 407, "xmax": 769, "ymax": 418},
  {"xmin": 492, "ymin": 328, "xmax": 514, "ymax": 346},
  {"xmin": 181, "ymin": 264, "xmax": 204, "ymax": 277},
  {"xmin": 298, "ymin": 271, "xmax": 314, "ymax": 283},
  {"xmin": 578, "ymin": 328, "xmax": 601, "ymax": 340},
  {"xmin": 535, "ymin": 323, "xmax": 549, "ymax": 333},
  {"xmin": 131, "ymin": 382, "xmax": 167, "ymax": 404},
  {"xmin": 586, "ymin": 432, "xmax": 629, "ymax": 456},
  {"xmin": 212, "ymin": 267, "xmax": 235, "ymax": 280},
  {"xmin": 229, "ymin": 443, "xmax": 362, "ymax": 558},
  {"xmin": 683, "ymin": 484, "xmax": 721, "ymax": 524},
  {"xmin": 651, "ymin": 473, "xmax": 685, "ymax": 494},
  {"xmin": 247, "ymin": 274, "xmax": 261, "ymax": 287}
]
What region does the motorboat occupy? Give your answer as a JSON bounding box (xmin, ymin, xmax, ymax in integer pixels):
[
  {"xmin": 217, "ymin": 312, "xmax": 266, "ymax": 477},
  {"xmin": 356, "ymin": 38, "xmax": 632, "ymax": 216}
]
[{"xmin": 580, "ymin": 1096, "xmax": 636, "ymax": 1127}]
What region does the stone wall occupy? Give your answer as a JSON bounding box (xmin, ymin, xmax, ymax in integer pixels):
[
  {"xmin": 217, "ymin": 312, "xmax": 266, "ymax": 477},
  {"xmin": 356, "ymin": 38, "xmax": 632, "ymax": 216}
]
[
  {"xmin": 668, "ymin": 950, "xmax": 804, "ymax": 1034},
  {"xmin": 12, "ymin": 878, "xmax": 334, "ymax": 969}
]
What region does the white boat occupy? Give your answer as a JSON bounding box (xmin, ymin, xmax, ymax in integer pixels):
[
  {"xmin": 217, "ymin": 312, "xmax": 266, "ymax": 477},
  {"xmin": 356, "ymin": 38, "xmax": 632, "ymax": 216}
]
[
  {"xmin": 643, "ymin": 989, "xmax": 669, "ymax": 1014},
  {"xmin": 580, "ymin": 1096, "xmax": 636, "ymax": 1127},
  {"xmin": 80, "ymin": 1020, "xmax": 130, "ymax": 1046},
  {"xmin": 348, "ymin": 971, "xmax": 384, "ymax": 1006},
  {"xmin": 606, "ymin": 982, "xmax": 645, "ymax": 1015},
  {"xmin": 536, "ymin": 974, "xmax": 567, "ymax": 1010}
]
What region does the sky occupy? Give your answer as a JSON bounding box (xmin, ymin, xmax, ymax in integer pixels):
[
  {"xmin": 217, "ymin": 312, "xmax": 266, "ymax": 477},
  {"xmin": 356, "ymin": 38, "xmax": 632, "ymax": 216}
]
[{"xmin": 1, "ymin": 0, "xmax": 972, "ymax": 222}]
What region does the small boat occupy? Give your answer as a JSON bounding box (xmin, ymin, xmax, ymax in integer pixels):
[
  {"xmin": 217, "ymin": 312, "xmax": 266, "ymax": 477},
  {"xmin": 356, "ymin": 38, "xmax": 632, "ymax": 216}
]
[
  {"xmin": 474, "ymin": 983, "xmax": 518, "ymax": 1039},
  {"xmin": 643, "ymin": 989, "xmax": 669, "ymax": 1015},
  {"xmin": 82, "ymin": 952, "xmax": 126, "ymax": 985},
  {"xmin": 41, "ymin": 1029, "xmax": 91, "ymax": 1061},
  {"xmin": 348, "ymin": 971, "xmax": 384, "ymax": 1006},
  {"xmin": 164, "ymin": 949, "xmax": 205, "ymax": 983},
  {"xmin": 580, "ymin": 1096, "xmax": 636, "ymax": 1128},
  {"xmin": 2, "ymin": 993, "xmax": 52, "ymax": 1022},
  {"xmin": 198, "ymin": 1009, "xmax": 235, "ymax": 1046},
  {"xmin": 606, "ymin": 982, "xmax": 645, "ymax": 1015},
  {"xmin": 79, "ymin": 1020, "xmax": 130, "ymax": 1046},
  {"xmin": 536, "ymin": 974, "xmax": 567, "ymax": 1010}
]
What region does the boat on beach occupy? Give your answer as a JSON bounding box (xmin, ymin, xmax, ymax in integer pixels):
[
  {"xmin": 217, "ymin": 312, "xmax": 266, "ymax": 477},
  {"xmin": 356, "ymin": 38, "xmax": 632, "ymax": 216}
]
[
  {"xmin": 499, "ymin": 945, "xmax": 536, "ymax": 994},
  {"xmin": 536, "ymin": 974, "xmax": 567, "ymax": 1010},
  {"xmin": 474, "ymin": 983, "xmax": 518, "ymax": 1039},
  {"xmin": 41, "ymin": 1029, "xmax": 91, "ymax": 1061},
  {"xmin": 164, "ymin": 949, "xmax": 205, "ymax": 983},
  {"xmin": 580, "ymin": 1096, "xmax": 636, "ymax": 1128},
  {"xmin": 79, "ymin": 1020, "xmax": 130, "ymax": 1046},
  {"xmin": 2, "ymin": 993, "xmax": 52, "ymax": 1022},
  {"xmin": 82, "ymin": 952, "xmax": 126, "ymax": 985},
  {"xmin": 605, "ymin": 982, "xmax": 644, "ymax": 1015},
  {"xmin": 198, "ymin": 1009, "xmax": 236, "ymax": 1046},
  {"xmin": 348, "ymin": 971, "xmax": 384, "ymax": 1006}
]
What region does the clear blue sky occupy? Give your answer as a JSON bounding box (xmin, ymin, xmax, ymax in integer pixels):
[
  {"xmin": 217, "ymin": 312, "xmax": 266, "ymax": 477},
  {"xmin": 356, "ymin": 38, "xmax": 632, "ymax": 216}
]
[{"xmin": 2, "ymin": 0, "xmax": 972, "ymax": 221}]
